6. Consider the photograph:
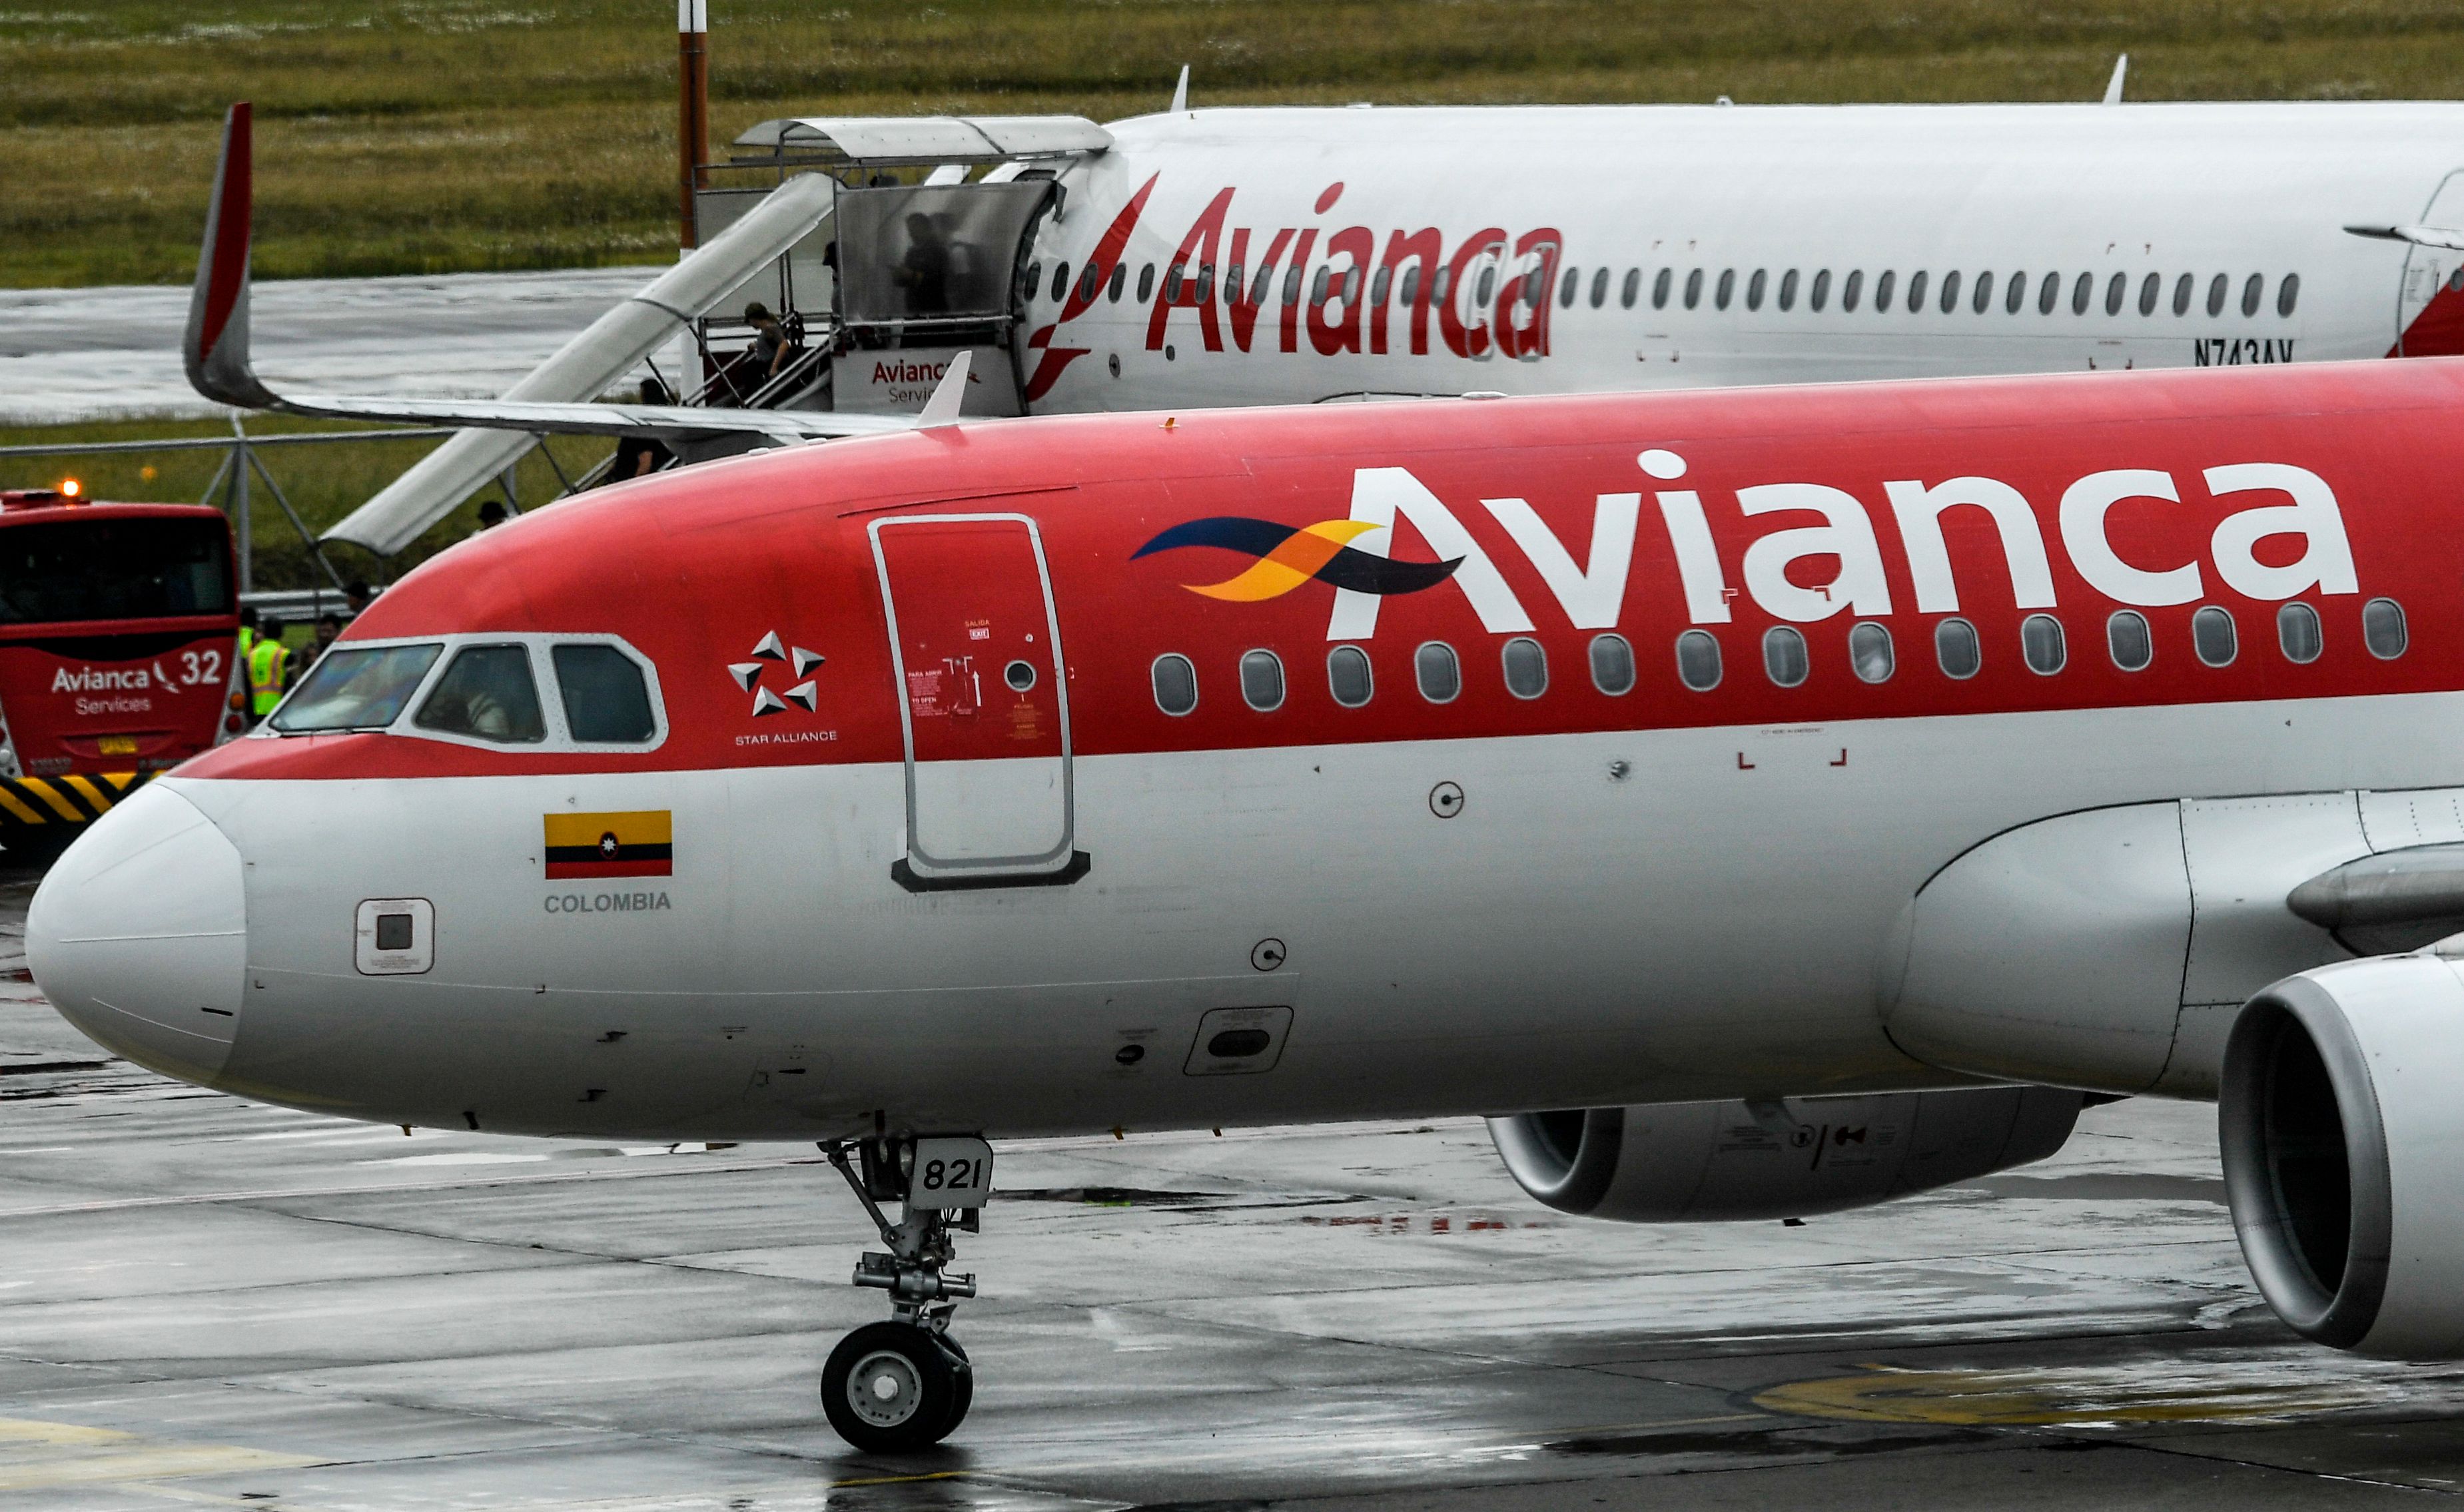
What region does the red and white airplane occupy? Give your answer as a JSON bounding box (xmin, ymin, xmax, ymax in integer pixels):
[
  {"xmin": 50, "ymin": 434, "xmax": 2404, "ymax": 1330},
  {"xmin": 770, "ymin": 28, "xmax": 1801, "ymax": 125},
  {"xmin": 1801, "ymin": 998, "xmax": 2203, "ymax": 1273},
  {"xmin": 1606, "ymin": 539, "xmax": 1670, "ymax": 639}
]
[{"xmin": 34, "ymin": 314, "xmax": 2464, "ymax": 1445}]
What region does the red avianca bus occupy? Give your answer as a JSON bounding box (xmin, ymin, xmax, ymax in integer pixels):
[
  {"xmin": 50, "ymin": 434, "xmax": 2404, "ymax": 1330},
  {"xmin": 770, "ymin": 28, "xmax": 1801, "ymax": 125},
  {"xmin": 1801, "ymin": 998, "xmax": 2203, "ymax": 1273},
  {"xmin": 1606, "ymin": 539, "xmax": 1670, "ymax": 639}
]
[{"xmin": 0, "ymin": 490, "xmax": 241, "ymax": 850}]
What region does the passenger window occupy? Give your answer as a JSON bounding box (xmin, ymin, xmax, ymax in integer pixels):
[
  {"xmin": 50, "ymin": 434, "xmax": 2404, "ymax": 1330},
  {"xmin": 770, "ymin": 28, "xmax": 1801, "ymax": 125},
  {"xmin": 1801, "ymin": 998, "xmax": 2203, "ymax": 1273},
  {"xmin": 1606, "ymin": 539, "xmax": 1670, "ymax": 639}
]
[
  {"xmin": 2021, "ymin": 614, "xmax": 2066, "ymax": 675},
  {"xmin": 1675, "ymin": 629, "xmax": 1722, "ymax": 692},
  {"xmin": 2193, "ymin": 605, "xmax": 2238, "ymax": 667},
  {"xmin": 1310, "ymin": 266, "xmax": 1329, "ymax": 304},
  {"xmin": 2072, "ymin": 272, "xmax": 2094, "ymax": 315},
  {"xmin": 1431, "ymin": 266, "xmax": 1451, "ymax": 303},
  {"xmin": 1905, "ymin": 270, "xmax": 1926, "ymax": 312},
  {"xmin": 1399, "ymin": 266, "xmax": 1420, "ymax": 306},
  {"xmin": 1685, "ymin": 268, "xmax": 1704, "ymax": 309},
  {"xmin": 1048, "ymin": 262, "xmax": 1067, "ymax": 302},
  {"xmin": 2207, "ymin": 272, "xmax": 2228, "ymax": 317},
  {"xmin": 1620, "ymin": 267, "xmax": 1640, "ymax": 308},
  {"xmin": 414, "ymin": 643, "xmax": 546, "ymax": 744},
  {"xmin": 1138, "ymin": 264, "xmax": 1156, "ymax": 302},
  {"xmin": 1763, "ymin": 626, "xmax": 1809, "ymax": 687},
  {"xmin": 2242, "ymin": 272, "xmax": 2264, "ymax": 318},
  {"xmin": 1342, "ymin": 266, "xmax": 1360, "ymax": 304},
  {"xmin": 1240, "ymin": 649, "xmax": 1285, "ymax": 712},
  {"xmin": 2104, "ymin": 272, "xmax": 2126, "ymax": 316},
  {"xmin": 1415, "ymin": 641, "xmax": 1461, "ymax": 703},
  {"xmin": 2038, "ymin": 271, "xmax": 2060, "ymax": 314},
  {"xmin": 1589, "ymin": 633, "xmax": 1636, "ymax": 695},
  {"xmin": 1164, "ymin": 265, "xmax": 1184, "ymax": 302},
  {"xmin": 2172, "ymin": 272, "xmax": 2193, "ymax": 316},
  {"xmin": 2277, "ymin": 602, "xmax": 2323, "ymax": 664},
  {"xmin": 2004, "ymin": 270, "xmax": 2026, "ymax": 314},
  {"xmin": 1501, "ymin": 637, "xmax": 1547, "ymax": 699},
  {"xmin": 1810, "ymin": 268, "xmax": 1831, "ymax": 311},
  {"xmin": 1843, "ymin": 269, "xmax": 1863, "ymax": 312},
  {"xmin": 2278, "ymin": 273, "xmax": 2301, "ymax": 317},
  {"xmin": 1560, "ymin": 267, "xmax": 1580, "ymax": 308},
  {"xmin": 1327, "ymin": 645, "xmax": 1373, "ymax": 708},
  {"xmin": 552, "ymin": 644, "xmax": 655, "ymax": 743},
  {"xmin": 1971, "ymin": 270, "xmax": 1992, "ymax": 314},
  {"xmin": 1849, "ymin": 621, "xmax": 1894, "ymax": 683},
  {"xmin": 2106, "ymin": 610, "xmax": 2152, "ymax": 672},
  {"xmin": 1939, "ymin": 269, "xmax": 1960, "ymax": 313},
  {"xmin": 1874, "ymin": 270, "xmax": 1896, "ymax": 311},
  {"xmin": 1080, "ymin": 264, "xmax": 1102, "ymax": 304},
  {"xmin": 1282, "ymin": 266, "xmax": 1302, "ymax": 305},
  {"xmin": 1366, "ymin": 265, "xmax": 1387, "ymax": 306},
  {"xmin": 2138, "ymin": 272, "xmax": 2160, "ymax": 316},
  {"xmin": 1590, "ymin": 266, "xmax": 1609, "ymax": 308},
  {"xmin": 1152, "ymin": 653, "xmax": 1197, "ymax": 715},
  {"xmin": 1935, "ymin": 617, "xmax": 1981, "ymax": 679},
  {"xmin": 1746, "ymin": 268, "xmax": 1767, "ymax": 311},
  {"xmin": 1716, "ymin": 268, "xmax": 1735, "ymax": 310},
  {"xmin": 2364, "ymin": 597, "xmax": 2408, "ymax": 659},
  {"xmin": 1226, "ymin": 261, "xmax": 1245, "ymax": 299},
  {"xmin": 1779, "ymin": 268, "xmax": 1799, "ymax": 311},
  {"xmin": 1475, "ymin": 264, "xmax": 1496, "ymax": 306},
  {"xmin": 1108, "ymin": 264, "xmax": 1126, "ymax": 302},
  {"xmin": 1653, "ymin": 266, "xmax": 1673, "ymax": 309}
]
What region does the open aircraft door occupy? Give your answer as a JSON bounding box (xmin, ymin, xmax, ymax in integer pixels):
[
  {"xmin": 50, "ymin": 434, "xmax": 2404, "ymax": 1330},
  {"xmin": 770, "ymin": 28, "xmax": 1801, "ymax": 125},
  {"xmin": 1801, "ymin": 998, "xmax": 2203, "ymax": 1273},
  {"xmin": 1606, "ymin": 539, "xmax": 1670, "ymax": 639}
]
[
  {"xmin": 871, "ymin": 512, "xmax": 1084, "ymax": 889},
  {"xmin": 728, "ymin": 117, "xmax": 1111, "ymax": 418},
  {"xmin": 2394, "ymin": 170, "xmax": 2464, "ymax": 354}
]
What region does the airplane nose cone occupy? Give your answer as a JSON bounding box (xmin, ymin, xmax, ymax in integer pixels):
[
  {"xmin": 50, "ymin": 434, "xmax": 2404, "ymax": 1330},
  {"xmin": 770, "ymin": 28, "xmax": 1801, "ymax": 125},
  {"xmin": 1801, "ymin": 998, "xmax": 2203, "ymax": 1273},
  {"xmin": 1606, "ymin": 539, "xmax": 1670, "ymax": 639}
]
[{"xmin": 27, "ymin": 782, "xmax": 246, "ymax": 1087}]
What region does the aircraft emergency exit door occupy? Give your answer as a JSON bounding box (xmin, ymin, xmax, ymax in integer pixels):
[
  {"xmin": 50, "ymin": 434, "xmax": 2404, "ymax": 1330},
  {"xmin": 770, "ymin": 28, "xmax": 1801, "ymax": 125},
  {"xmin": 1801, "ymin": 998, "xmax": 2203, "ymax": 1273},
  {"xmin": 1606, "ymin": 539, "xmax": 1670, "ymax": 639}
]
[{"xmin": 870, "ymin": 514, "xmax": 1080, "ymax": 887}]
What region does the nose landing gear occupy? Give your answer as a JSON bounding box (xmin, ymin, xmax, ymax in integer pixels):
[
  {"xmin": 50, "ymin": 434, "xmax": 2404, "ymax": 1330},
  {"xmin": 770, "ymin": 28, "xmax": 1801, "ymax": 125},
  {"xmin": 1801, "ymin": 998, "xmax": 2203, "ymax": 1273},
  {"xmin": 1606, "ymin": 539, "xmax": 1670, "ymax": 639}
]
[{"xmin": 818, "ymin": 1136, "xmax": 992, "ymax": 1452}]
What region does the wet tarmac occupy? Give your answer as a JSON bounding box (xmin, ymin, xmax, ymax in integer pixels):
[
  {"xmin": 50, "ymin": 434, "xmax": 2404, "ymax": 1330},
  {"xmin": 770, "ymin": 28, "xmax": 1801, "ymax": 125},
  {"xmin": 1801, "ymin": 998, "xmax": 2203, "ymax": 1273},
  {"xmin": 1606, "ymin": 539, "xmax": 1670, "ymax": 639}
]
[
  {"xmin": 0, "ymin": 268, "xmax": 668, "ymax": 425},
  {"xmin": 3, "ymin": 877, "xmax": 2463, "ymax": 1509}
]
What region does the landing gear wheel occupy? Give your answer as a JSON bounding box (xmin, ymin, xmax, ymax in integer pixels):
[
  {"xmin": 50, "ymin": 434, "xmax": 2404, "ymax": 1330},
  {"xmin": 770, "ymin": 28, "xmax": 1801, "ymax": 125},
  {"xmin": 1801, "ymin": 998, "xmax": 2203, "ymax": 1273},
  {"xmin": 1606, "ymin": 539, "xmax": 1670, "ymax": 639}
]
[
  {"xmin": 937, "ymin": 1333, "xmax": 973, "ymax": 1433},
  {"xmin": 823, "ymin": 1322, "xmax": 963, "ymax": 1452}
]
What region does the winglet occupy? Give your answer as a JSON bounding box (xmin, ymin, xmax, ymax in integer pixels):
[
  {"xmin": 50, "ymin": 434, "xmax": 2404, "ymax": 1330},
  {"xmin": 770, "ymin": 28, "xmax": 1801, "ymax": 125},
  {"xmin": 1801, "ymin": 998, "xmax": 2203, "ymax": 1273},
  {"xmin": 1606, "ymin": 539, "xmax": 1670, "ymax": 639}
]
[
  {"xmin": 917, "ymin": 349, "xmax": 971, "ymax": 428},
  {"xmin": 1170, "ymin": 65, "xmax": 1190, "ymax": 115},
  {"xmin": 185, "ymin": 102, "xmax": 280, "ymax": 410},
  {"xmin": 2348, "ymin": 222, "xmax": 2464, "ymax": 252},
  {"xmin": 2102, "ymin": 53, "xmax": 2128, "ymax": 105}
]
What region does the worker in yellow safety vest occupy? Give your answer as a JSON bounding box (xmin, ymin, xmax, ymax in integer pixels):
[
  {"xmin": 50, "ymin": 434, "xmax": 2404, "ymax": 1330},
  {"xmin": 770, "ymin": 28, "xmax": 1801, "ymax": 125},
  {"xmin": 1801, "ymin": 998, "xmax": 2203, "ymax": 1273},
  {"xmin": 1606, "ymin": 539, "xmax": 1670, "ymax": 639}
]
[
  {"xmin": 236, "ymin": 605, "xmax": 259, "ymax": 662},
  {"xmin": 246, "ymin": 619, "xmax": 290, "ymax": 720}
]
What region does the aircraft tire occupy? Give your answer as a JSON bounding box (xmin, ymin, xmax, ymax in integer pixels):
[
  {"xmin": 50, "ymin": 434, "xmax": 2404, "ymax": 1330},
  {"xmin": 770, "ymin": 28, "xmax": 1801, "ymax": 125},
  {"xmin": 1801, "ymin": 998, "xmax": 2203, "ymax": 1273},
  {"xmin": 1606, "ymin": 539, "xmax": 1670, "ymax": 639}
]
[{"xmin": 823, "ymin": 1321, "xmax": 966, "ymax": 1451}]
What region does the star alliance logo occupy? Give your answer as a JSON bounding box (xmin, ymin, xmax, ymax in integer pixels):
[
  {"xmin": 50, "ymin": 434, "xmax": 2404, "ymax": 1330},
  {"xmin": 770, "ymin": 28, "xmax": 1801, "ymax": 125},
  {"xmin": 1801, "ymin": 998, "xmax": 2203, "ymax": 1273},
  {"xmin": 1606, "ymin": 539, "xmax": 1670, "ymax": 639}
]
[{"xmin": 727, "ymin": 629, "xmax": 825, "ymax": 717}]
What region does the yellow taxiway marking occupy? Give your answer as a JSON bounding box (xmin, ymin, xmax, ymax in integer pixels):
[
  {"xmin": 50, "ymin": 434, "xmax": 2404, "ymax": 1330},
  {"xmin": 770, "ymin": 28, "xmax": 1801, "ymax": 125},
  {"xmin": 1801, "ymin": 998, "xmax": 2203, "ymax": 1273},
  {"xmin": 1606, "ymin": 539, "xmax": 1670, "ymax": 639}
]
[
  {"xmin": 1757, "ymin": 1362, "xmax": 2421, "ymax": 1427},
  {"xmin": 0, "ymin": 1417, "xmax": 319, "ymax": 1493},
  {"xmin": 829, "ymin": 1469, "xmax": 976, "ymax": 1487}
]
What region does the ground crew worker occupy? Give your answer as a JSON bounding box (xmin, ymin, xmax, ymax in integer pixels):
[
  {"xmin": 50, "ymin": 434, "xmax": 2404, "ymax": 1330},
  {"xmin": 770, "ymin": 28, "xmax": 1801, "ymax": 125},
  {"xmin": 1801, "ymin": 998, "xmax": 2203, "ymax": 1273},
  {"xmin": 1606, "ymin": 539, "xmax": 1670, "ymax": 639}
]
[
  {"xmin": 246, "ymin": 619, "xmax": 290, "ymax": 723},
  {"xmin": 237, "ymin": 605, "xmax": 260, "ymax": 661}
]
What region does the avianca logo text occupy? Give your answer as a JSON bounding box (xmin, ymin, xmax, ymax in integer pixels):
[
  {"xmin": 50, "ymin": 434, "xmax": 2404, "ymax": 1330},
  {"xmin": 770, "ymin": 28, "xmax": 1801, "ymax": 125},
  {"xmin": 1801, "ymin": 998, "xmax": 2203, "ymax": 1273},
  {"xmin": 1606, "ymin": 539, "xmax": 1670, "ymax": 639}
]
[
  {"xmin": 1167, "ymin": 454, "xmax": 2357, "ymax": 641},
  {"xmin": 52, "ymin": 666, "xmax": 151, "ymax": 693}
]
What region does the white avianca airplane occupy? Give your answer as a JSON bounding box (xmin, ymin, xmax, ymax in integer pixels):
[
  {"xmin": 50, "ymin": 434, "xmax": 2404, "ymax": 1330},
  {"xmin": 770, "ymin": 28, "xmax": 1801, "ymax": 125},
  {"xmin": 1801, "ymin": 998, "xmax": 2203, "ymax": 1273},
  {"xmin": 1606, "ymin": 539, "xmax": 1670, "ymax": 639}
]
[
  {"xmin": 41, "ymin": 304, "xmax": 2464, "ymax": 1448},
  {"xmin": 181, "ymin": 97, "xmax": 2464, "ymax": 553}
]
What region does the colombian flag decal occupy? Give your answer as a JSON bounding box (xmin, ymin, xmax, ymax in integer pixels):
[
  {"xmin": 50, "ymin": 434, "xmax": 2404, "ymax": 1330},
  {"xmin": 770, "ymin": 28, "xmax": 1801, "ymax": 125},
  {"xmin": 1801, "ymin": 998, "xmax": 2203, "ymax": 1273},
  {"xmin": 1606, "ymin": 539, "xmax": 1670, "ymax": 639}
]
[{"xmin": 545, "ymin": 810, "xmax": 673, "ymax": 879}]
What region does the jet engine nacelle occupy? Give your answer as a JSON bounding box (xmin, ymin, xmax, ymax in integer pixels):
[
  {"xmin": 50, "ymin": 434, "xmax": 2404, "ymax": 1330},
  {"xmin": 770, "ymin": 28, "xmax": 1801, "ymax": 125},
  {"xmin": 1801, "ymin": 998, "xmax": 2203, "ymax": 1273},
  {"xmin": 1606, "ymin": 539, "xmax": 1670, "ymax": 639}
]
[
  {"xmin": 2220, "ymin": 949, "xmax": 2464, "ymax": 1357},
  {"xmin": 1487, "ymin": 1086, "xmax": 2085, "ymax": 1223}
]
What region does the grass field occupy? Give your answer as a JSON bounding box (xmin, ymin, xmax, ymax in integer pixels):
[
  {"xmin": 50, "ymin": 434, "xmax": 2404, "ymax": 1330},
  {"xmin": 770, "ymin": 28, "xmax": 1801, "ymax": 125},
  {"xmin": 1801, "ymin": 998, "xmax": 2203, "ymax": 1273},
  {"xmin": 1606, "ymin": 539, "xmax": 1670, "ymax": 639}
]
[
  {"xmin": 11, "ymin": 0, "xmax": 2464, "ymax": 289},
  {"xmin": 7, "ymin": 0, "xmax": 2464, "ymax": 583}
]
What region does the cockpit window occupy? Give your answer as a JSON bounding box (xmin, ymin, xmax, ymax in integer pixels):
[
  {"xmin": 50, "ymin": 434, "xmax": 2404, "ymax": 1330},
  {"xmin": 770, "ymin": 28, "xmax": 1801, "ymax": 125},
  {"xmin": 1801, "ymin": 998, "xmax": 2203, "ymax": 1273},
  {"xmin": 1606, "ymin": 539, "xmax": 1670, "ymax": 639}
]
[
  {"xmin": 552, "ymin": 643, "xmax": 657, "ymax": 743},
  {"xmin": 269, "ymin": 643, "xmax": 442, "ymax": 733},
  {"xmin": 414, "ymin": 644, "xmax": 546, "ymax": 743}
]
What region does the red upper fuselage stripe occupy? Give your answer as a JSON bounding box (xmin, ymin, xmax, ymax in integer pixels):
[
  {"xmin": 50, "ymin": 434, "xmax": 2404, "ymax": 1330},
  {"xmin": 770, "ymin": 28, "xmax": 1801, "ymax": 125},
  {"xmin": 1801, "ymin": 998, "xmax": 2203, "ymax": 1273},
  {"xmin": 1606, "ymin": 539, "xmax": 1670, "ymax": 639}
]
[{"xmin": 177, "ymin": 358, "xmax": 2464, "ymax": 785}]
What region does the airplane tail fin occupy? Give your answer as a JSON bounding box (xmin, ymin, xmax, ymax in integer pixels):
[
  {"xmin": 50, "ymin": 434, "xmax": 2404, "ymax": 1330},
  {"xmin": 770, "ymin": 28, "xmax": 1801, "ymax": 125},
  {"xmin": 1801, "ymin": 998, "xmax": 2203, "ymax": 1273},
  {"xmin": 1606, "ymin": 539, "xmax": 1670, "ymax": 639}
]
[{"xmin": 185, "ymin": 102, "xmax": 280, "ymax": 410}]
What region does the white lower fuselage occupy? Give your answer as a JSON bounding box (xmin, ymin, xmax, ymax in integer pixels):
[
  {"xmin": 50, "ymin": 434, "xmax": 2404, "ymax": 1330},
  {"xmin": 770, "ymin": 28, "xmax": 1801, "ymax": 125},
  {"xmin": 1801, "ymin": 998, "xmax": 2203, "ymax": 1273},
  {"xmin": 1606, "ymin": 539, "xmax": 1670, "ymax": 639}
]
[{"xmin": 164, "ymin": 690, "xmax": 2451, "ymax": 1142}]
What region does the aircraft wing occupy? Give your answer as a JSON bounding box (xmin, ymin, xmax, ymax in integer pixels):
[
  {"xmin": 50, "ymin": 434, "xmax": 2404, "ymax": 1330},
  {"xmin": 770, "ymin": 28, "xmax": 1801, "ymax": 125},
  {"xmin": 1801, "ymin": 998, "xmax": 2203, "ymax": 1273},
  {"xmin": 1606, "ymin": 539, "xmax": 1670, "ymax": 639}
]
[
  {"xmin": 187, "ymin": 104, "xmax": 939, "ymax": 550},
  {"xmin": 2345, "ymin": 222, "xmax": 2464, "ymax": 252}
]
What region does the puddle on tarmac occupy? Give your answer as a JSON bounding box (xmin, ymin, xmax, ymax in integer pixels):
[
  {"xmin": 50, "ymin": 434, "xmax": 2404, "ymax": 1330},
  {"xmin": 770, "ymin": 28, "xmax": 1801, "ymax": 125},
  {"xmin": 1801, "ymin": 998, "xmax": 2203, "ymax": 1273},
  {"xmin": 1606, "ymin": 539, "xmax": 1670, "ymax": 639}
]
[
  {"xmin": 1296, "ymin": 1210, "xmax": 1556, "ymax": 1234},
  {"xmin": 1757, "ymin": 1356, "xmax": 2464, "ymax": 1427}
]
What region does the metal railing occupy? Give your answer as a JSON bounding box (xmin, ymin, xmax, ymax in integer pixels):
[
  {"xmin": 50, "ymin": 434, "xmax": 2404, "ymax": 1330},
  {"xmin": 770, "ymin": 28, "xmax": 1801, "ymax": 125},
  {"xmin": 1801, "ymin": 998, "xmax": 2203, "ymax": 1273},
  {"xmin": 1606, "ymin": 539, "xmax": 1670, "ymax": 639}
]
[{"xmin": 0, "ymin": 418, "xmax": 457, "ymax": 595}]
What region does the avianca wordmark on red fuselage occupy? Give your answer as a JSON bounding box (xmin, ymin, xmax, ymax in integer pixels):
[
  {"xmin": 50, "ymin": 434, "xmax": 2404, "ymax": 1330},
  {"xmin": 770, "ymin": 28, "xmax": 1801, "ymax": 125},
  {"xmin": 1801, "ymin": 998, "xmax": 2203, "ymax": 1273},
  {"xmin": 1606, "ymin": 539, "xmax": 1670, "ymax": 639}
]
[{"xmin": 185, "ymin": 358, "xmax": 2449, "ymax": 790}]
